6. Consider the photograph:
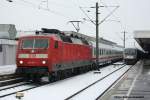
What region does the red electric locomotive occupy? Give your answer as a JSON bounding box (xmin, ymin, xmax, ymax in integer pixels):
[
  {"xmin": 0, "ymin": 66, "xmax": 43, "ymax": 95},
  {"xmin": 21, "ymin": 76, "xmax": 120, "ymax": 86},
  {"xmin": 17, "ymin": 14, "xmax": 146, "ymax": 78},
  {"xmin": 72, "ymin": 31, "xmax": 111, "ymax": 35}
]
[{"xmin": 16, "ymin": 29, "xmax": 93, "ymax": 81}]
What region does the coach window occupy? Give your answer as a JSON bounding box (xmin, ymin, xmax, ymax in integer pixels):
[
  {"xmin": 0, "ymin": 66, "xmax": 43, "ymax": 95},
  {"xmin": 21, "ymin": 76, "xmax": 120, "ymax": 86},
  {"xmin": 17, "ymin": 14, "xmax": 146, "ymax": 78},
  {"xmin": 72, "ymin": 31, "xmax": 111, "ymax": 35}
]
[
  {"xmin": 94, "ymin": 48, "xmax": 96, "ymax": 55},
  {"xmin": 0, "ymin": 44, "xmax": 2, "ymax": 52},
  {"xmin": 100, "ymin": 49, "xmax": 101, "ymax": 55},
  {"xmin": 99, "ymin": 49, "xmax": 101, "ymax": 55},
  {"xmin": 103, "ymin": 49, "xmax": 104, "ymax": 55},
  {"xmin": 54, "ymin": 41, "xmax": 58, "ymax": 48}
]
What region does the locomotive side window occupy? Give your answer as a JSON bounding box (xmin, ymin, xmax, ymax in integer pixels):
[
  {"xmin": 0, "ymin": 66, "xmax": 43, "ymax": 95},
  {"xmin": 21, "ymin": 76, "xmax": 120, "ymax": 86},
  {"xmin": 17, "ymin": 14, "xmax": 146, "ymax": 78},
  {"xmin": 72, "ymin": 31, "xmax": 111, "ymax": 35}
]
[
  {"xmin": 22, "ymin": 39, "xmax": 34, "ymax": 49},
  {"xmin": 54, "ymin": 41, "xmax": 58, "ymax": 48},
  {"xmin": 0, "ymin": 44, "xmax": 2, "ymax": 52}
]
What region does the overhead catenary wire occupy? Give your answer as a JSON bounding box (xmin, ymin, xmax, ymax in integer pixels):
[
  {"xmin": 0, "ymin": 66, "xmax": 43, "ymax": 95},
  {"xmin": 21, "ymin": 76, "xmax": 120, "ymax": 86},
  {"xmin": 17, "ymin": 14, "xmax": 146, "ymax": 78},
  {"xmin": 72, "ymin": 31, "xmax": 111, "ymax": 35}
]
[
  {"xmin": 79, "ymin": 7, "xmax": 96, "ymax": 25},
  {"xmin": 9, "ymin": 0, "xmax": 72, "ymax": 20},
  {"xmin": 98, "ymin": 0, "xmax": 130, "ymax": 46},
  {"xmin": 99, "ymin": 6, "xmax": 119, "ymax": 25},
  {"xmin": 20, "ymin": 0, "xmax": 37, "ymax": 7},
  {"xmin": 99, "ymin": 0, "xmax": 125, "ymax": 29},
  {"xmin": 99, "ymin": 0, "xmax": 120, "ymax": 20},
  {"xmin": 37, "ymin": 0, "xmax": 73, "ymax": 8},
  {"xmin": 99, "ymin": 0, "xmax": 132, "ymax": 36}
]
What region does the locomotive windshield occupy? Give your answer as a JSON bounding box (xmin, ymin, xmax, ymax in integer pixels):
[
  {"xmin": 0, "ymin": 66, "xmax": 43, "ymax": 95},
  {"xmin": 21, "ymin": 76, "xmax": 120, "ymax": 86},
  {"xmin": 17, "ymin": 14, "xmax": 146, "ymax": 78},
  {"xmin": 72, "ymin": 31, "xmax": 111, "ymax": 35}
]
[
  {"xmin": 22, "ymin": 39, "xmax": 34, "ymax": 49},
  {"xmin": 124, "ymin": 49, "xmax": 136, "ymax": 55},
  {"xmin": 22, "ymin": 39, "xmax": 48, "ymax": 49}
]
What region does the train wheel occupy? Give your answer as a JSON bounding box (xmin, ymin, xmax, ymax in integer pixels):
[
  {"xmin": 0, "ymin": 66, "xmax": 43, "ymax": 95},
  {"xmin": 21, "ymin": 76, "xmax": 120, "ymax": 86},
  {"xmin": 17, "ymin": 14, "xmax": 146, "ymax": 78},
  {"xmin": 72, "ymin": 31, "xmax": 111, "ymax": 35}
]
[
  {"xmin": 92, "ymin": 63, "xmax": 96, "ymax": 70},
  {"xmin": 15, "ymin": 68, "xmax": 23, "ymax": 75},
  {"xmin": 32, "ymin": 75, "xmax": 41, "ymax": 83},
  {"xmin": 56, "ymin": 71, "xmax": 62, "ymax": 80},
  {"xmin": 24, "ymin": 74, "xmax": 31, "ymax": 81},
  {"xmin": 48, "ymin": 73, "xmax": 56, "ymax": 82}
]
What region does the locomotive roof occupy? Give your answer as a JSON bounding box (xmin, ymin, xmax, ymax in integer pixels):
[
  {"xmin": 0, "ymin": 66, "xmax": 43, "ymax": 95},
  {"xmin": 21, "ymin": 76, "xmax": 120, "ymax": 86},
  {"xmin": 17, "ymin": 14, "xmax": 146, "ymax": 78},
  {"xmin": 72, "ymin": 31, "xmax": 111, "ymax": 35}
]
[
  {"xmin": 17, "ymin": 30, "xmax": 117, "ymax": 45},
  {"xmin": 18, "ymin": 34, "xmax": 90, "ymax": 45},
  {"xmin": 19, "ymin": 34, "xmax": 53, "ymax": 38},
  {"xmin": 63, "ymin": 31, "xmax": 117, "ymax": 45},
  {"xmin": 17, "ymin": 29, "xmax": 123, "ymax": 48}
]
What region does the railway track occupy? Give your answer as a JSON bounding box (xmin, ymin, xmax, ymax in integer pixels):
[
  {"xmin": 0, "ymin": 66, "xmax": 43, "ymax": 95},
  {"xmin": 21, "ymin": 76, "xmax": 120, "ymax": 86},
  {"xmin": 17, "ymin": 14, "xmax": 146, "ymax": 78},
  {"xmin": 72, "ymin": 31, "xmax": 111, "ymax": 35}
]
[
  {"xmin": 0, "ymin": 74, "xmax": 25, "ymax": 87},
  {"xmin": 0, "ymin": 74, "xmax": 19, "ymax": 81},
  {"xmin": 0, "ymin": 82, "xmax": 31, "ymax": 91},
  {"xmin": 0, "ymin": 82, "xmax": 47, "ymax": 98},
  {"xmin": 0, "ymin": 83, "xmax": 36, "ymax": 98},
  {"xmin": 0, "ymin": 74, "xmax": 31, "ymax": 98},
  {"xmin": 64, "ymin": 64, "xmax": 132, "ymax": 100},
  {"xmin": 0, "ymin": 62, "xmax": 127, "ymax": 99},
  {"xmin": 0, "ymin": 74, "xmax": 48, "ymax": 98}
]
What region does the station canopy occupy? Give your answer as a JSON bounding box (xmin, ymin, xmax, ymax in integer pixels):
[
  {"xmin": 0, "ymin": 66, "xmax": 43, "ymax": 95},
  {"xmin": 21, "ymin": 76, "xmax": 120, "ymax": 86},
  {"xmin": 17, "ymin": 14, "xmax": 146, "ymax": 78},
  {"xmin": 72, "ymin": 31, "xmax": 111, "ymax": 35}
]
[{"xmin": 134, "ymin": 30, "xmax": 150, "ymax": 52}]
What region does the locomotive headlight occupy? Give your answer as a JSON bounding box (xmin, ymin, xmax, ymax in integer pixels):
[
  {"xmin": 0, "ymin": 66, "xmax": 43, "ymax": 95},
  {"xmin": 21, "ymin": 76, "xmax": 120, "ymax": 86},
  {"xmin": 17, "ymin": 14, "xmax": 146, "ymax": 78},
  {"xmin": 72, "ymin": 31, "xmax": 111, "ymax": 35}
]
[
  {"xmin": 42, "ymin": 61, "xmax": 46, "ymax": 64},
  {"xmin": 19, "ymin": 60, "xmax": 23, "ymax": 64}
]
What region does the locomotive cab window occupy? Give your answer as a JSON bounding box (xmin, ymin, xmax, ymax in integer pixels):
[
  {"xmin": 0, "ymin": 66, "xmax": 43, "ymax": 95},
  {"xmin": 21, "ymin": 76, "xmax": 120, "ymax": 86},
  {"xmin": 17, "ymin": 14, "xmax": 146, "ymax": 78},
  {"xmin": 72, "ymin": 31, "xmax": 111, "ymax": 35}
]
[
  {"xmin": 54, "ymin": 41, "xmax": 58, "ymax": 48},
  {"xmin": 34, "ymin": 39, "xmax": 48, "ymax": 49},
  {"xmin": 22, "ymin": 39, "xmax": 34, "ymax": 49},
  {"xmin": 21, "ymin": 39, "xmax": 48, "ymax": 49}
]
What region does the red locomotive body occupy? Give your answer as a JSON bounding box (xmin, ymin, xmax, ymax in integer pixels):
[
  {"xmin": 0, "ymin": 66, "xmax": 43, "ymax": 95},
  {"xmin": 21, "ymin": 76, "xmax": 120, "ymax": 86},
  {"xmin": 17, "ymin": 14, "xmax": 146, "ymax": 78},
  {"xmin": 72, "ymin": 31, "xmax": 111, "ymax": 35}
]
[
  {"xmin": 16, "ymin": 29, "xmax": 123, "ymax": 82},
  {"xmin": 16, "ymin": 31, "xmax": 92, "ymax": 81}
]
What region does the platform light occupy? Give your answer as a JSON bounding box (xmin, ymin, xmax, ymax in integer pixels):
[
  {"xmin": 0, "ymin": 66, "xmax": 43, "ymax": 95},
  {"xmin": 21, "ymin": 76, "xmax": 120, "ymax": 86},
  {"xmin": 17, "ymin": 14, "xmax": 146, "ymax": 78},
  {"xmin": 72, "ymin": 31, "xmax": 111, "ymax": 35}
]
[
  {"xmin": 42, "ymin": 61, "xmax": 46, "ymax": 64},
  {"xmin": 19, "ymin": 60, "xmax": 23, "ymax": 64}
]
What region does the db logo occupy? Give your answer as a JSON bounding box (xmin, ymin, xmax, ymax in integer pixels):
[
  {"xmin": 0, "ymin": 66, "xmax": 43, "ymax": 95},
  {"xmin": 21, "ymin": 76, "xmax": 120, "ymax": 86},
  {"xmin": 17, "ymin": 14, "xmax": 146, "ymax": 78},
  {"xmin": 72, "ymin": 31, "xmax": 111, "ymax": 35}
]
[
  {"xmin": 31, "ymin": 50, "xmax": 35, "ymax": 53},
  {"xmin": 29, "ymin": 54, "xmax": 36, "ymax": 58}
]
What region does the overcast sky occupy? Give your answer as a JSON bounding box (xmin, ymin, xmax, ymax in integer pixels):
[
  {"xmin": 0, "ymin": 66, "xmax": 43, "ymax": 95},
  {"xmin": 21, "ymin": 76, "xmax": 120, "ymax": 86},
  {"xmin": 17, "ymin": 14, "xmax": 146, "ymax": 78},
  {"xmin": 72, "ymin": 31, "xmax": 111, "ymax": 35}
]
[{"xmin": 0, "ymin": 0, "xmax": 150, "ymax": 48}]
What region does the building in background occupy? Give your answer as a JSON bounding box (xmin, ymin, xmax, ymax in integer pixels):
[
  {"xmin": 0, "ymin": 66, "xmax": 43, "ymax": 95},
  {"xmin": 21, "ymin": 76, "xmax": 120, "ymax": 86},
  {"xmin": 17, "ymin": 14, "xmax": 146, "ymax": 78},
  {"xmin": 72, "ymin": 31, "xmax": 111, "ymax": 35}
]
[{"xmin": 0, "ymin": 24, "xmax": 17, "ymax": 65}]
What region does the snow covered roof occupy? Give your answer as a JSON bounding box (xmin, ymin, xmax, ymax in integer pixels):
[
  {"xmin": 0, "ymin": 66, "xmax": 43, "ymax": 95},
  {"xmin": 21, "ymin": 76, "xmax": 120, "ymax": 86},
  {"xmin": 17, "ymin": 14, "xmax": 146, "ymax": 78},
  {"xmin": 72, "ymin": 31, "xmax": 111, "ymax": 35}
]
[
  {"xmin": 0, "ymin": 39, "xmax": 17, "ymax": 45},
  {"xmin": 0, "ymin": 24, "xmax": 17, "ymax": 39}
]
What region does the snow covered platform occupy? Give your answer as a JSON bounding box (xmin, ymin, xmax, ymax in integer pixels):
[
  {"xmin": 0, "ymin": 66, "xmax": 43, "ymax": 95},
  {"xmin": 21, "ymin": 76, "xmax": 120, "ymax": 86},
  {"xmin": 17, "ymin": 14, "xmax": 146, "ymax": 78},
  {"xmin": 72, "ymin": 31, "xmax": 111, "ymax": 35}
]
[
  {"xmin": 0, "ymin": 64, "xmax": 131, "ymax": 100},
  {"xmin": 100, "ymin": 60, "xmax": 150, "ymax": 100},
  {"xmin": 0, "ymin": 65, "xmax": 16, "ymax": 75}
]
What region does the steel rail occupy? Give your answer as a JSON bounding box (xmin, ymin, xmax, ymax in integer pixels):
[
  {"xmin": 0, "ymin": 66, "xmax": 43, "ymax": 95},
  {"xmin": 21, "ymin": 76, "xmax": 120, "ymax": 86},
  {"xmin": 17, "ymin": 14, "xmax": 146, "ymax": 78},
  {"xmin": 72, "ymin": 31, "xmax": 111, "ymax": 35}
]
[
  {"xmin": 0, "ymin": 83, "xmax": 47, "ymax": 98},
  {"xmin": 95, "ymin": 64, "xmax": 134, "ymax": 100},
  {"xmin": 65, "ymin": 64, "xmax": 126, "ymax": 100}
]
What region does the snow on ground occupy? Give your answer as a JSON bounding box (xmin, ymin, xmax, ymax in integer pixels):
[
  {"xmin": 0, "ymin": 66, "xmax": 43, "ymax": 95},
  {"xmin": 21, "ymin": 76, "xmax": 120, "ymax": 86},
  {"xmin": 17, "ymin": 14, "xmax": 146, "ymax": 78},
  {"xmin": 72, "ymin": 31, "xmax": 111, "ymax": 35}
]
[
  {"xmin": 0, "ymin": 65, "xmax": 16, "ymax": 75},
  {"xmin": 1, "ymin": 64, "xmax": 131, "ymax": 100},
  {"xmin": 113, "ymin": 61, "xmax": 124, "ymax": 65},
  {"xmin": 72, "ymin": 65, "xmax": 130, "ymax": 100}
]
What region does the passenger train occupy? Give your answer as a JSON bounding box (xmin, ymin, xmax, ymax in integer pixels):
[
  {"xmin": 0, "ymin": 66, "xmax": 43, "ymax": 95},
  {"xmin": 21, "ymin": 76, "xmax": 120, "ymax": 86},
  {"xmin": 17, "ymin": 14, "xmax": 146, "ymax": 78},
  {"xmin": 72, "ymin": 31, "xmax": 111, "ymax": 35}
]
[
  {"xmin": 123, "ymin": 48, "xmax": 145, "ymax": 65},
  {"xmin": 16, "ymin": 28, "xmax": 123, "ymax": 82}
]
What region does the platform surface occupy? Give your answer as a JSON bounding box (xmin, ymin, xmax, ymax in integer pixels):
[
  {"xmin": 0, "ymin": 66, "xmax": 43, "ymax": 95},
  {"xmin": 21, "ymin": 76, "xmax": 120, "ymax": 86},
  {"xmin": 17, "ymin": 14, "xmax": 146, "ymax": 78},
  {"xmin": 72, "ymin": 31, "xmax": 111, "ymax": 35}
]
[{"xmin": 101, "ymin": 60, "xmax": 150, "ymax": 100}]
